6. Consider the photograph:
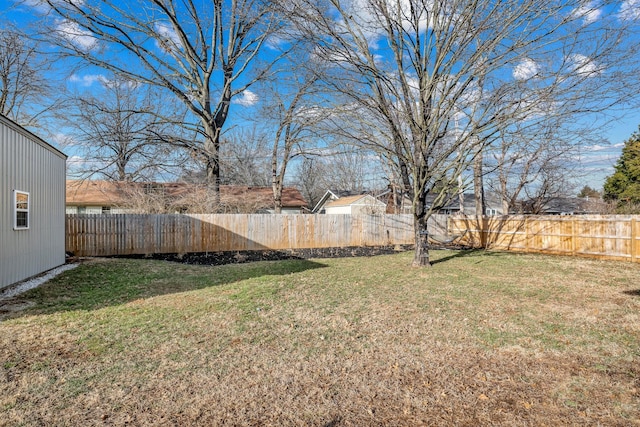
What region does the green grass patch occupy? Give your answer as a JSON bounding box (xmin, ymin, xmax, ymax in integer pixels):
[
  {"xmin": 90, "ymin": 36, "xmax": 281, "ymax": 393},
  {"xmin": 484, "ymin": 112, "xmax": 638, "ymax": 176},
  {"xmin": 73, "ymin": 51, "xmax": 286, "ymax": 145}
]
[{"xmin": 1, "ymin": 250, "xmax": 639, "ymax": 426}]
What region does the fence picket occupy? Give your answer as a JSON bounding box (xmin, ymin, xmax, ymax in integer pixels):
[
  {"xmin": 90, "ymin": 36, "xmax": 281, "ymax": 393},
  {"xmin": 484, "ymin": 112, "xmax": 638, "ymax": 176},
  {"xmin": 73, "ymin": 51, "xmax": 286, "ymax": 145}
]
[
  {"xmin": 451, "ymin": 215, "xmax": 640, "ymax": 263},
  {"xmin": 65, "ymin": 213, "xmax": 417, "ymax": 257},
  {"xmin": 65, "ymin": 214, "xmax": 640, "ymax": 264}
]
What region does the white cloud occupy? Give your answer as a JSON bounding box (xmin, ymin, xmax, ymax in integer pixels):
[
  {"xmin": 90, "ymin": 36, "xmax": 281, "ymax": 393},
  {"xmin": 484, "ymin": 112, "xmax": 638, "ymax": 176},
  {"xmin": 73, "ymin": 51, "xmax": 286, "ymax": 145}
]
[
  {"xmin": 70, "ymin": 73, "xmax": 141, "ymax": 90},
  {"xmin": 154, "ymin": 22, "xmax": 182, "ymax": 51},
  {"xmin": 335, "ymin": 0, "xmax": 445, "ymax": 48},
  {"xmin": 293, "ymin": 105, "xmax": 330, "ymax": 122},
  {"xmin": 50, "ymin": 132, "xmax": 77, "ymax": 148},
  {"xmin": 513, "ymin": 58, "xmax": 539, "ymax": 80},
  {"xmin": 335, "ymin": 0, "xmax": 384, "ymax": 48},
  {"xmin": 265, "ymin": 34, "xmax": 289, "ymax": 50},
  {"xmin": 101, "ymin": 78, "xmax": 141, "ymax": 90},
  {"xmin": 619, "ymin": 0, "xmax": 640, "ymax": 21},
  {"xmin": 588, "ymin": 142, "xmax": 624, "ymax": 151},
  {"xmin": 233, "ymin": 90, "xmax": 259, "ymax": 107},
  {"xmin": 568, "ymin": 53, "xmax": 600, "ymax": 76},
  {"xmin": 69, "ymin": 73, "xmax": 107, "ymax": 87},
  {"xmin": 21, "ymin": 0, "xmax": 50, "ymax": 12},
  {"xmin": 572, "ymin": 1, "xmax": 603, "ymax": 24},
  {"xmin": 56, "ymin": 20, "xmax": 97, "ymax": 51},
  {"xmin": 66, "ymin": 154, "xmax": 87, "ymax": 165}
]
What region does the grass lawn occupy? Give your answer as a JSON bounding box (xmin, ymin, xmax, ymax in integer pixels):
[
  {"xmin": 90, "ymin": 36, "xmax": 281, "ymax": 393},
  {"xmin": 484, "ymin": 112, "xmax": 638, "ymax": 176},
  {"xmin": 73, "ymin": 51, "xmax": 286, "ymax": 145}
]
[{"xmin": 1, "ymin": 250, "xmax": 639, "ymax": 426}]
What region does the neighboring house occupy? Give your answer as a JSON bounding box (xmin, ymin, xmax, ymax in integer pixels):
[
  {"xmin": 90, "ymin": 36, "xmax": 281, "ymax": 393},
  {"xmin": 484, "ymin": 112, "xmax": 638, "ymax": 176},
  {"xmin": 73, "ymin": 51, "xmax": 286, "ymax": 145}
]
[
  {"xmin": 520, "ymin": 196, "xmax": 607, "ymax": 215},
  {"xmin": 66, "ymin": 180, "xmax": 308, "ymax": 214},
  {"xmin": 312, "ymin": 189, "xmax": 371, "ymax": 213},
  {"xmin": 176, "ymin": 184, "xmax": 308, "ymax": 214},
  {"xmin": 376, "ymin": 188, "xmax": 413, "ymax": 214},
  {"xmin": 424, "ymin": 192, "xmax": 506, "ymax": 216},
  {"xmin": 1, "ymin": 114, "xmax": 67, "ymax": 290},
  {"xmin": 66, "ymin": 180, "xmax": 132, "ymax": 214},
  {"xmin": 323, "ymin": 194, "xmax": 387, "ymax": 215}
]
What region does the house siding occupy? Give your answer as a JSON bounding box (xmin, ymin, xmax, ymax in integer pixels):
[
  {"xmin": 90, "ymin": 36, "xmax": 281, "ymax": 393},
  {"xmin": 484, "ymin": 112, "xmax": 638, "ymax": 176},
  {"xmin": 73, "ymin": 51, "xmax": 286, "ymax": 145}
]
[
  {"xmin": 66, "ymin": 205, "xmax": 131, "ymax": 215},
  {"xmin": 325, "ymin": 205, "xmax": 353, "ymax": 214},
  {"xmin": 1, "ymin": 115, "xmax": 67, "ymax": 290},
  {"xmin": 324, "ymin": 195, "xmax": 387, "ymax": 215}
]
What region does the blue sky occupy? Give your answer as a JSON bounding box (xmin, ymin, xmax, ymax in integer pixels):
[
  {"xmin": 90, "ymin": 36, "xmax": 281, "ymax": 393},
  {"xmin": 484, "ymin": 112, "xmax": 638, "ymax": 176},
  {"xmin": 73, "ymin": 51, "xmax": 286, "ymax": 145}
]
[{"xmin": 3, "ymin": 0, "xmax": 640, "ymax": 192}]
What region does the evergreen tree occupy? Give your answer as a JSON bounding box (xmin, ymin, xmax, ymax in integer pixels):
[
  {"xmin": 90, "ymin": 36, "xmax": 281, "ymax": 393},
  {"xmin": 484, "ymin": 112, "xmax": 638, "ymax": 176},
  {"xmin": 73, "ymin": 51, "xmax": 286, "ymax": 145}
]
[
  {"xmin": 603, "ymin": 127, "xmax": 640, "ymax": 208},
  {"xmin": 577, "ymin": 185, "xmax": 601, "ymax": 199}
]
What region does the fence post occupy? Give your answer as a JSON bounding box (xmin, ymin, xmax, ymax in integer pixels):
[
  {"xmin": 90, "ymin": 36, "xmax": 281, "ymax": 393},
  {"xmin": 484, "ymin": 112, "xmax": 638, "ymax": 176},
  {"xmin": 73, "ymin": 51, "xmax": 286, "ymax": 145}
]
[
  {"xmin": 525, "ymin": 216, "xmax": 530, "ymax": 252},
  {"xmin": 632, "ymin": 218, "xmax": 637, "ymax": 263},
  {"xmin": 571, "ymin": 217, "xmax": 577, "ymax": 256}
]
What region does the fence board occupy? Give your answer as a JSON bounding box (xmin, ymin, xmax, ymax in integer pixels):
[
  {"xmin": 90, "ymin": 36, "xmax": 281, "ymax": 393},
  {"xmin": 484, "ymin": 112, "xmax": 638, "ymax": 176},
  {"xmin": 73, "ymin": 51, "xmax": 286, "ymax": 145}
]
[
  {"xmin": 66, "ymin": 214, "xmax": 416, "ymax": 257},
  {"xmin": 451, "ymin": 215, "xmax": 640, "ymax": 263},
  {"xmin": 66, "ymin": 213, "xmax": 640, "ymax": 264}
]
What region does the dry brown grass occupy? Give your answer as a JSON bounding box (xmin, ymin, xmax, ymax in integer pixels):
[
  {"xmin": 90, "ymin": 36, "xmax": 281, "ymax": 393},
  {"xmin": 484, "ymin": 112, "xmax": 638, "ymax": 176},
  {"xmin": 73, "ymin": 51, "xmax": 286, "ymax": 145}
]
[{"xmin": 1, "ymin": 250, "xmax": 639, "ymax": 426}]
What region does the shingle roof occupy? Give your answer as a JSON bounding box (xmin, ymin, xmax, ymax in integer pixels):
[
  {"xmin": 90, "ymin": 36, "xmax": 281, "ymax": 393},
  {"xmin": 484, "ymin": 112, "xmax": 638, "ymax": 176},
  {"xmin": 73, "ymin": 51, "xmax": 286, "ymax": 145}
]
[
  {"xmin": 324, "ymin": 194, "xmax": 385, "ymax": 208},
  {"xmin": 66, "ymin": 180, "xmax": 130, "ymax": 205},
  {"xmin": 66, "ymin": 180, "xmax": 308, "ymax": 209}
]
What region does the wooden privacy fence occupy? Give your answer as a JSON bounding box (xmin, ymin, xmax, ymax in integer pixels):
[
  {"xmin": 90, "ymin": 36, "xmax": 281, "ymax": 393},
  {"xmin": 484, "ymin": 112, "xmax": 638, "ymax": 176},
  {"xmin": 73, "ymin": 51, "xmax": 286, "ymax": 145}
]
[
  {"xmin": 66, "ymin": 214, "xmax": 417, "ymax": 257},
  {"xmin": 450, "ymin": 215, "xmax": 640, "ymax": 263}
]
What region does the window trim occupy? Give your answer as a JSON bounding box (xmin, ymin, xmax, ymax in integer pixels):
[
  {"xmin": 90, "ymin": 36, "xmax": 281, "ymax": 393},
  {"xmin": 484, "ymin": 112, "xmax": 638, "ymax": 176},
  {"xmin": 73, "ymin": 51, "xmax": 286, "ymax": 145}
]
[{"xmin": 13, "ymin": 190, "xmax": 30, "ymax": 230}]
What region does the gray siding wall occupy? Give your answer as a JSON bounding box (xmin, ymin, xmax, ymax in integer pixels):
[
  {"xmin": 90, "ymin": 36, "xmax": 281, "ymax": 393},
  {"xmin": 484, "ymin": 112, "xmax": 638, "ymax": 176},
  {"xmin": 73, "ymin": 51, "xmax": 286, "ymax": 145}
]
[{"xmin": 1, "ymin": 116, "xmax": 67, "ymax": 290}]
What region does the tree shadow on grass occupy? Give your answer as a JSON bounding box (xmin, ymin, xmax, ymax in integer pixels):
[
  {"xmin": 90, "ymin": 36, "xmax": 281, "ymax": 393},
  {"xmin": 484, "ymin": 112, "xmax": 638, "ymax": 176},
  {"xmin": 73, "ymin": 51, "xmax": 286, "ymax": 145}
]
[
  {"xmin": 622, "ymin": 289, "xmax": 640, "ymax": 297},
  {"xmin": 0, "ymin": 255, "xmax": 327, "ymax": 320},
  {"xmin": 430, "ymin": 248, "xmax": 508, "ymax": 265}
]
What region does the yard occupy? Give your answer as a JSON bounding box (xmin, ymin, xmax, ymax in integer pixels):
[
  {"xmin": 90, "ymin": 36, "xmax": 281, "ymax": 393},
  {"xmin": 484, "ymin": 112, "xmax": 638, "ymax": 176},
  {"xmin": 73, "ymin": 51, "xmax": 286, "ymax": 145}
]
[{"xmin": 1, "ymin": 250, "xmax": 639, "ymax": 426}]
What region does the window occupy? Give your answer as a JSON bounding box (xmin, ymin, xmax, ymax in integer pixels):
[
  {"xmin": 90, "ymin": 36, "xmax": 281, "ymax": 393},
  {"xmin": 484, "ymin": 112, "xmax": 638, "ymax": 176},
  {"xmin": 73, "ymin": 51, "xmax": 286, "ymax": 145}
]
[
  {"xmin": 485, "ymin": 208, "xmax": 498, "ymax": 216},
  {"xmin": 102, "ymin": 206, "xmax": 111, "ymax": 214},
  {"xmin": 13, "ymin": 190, "xmax": 30, "ymax": 230}
]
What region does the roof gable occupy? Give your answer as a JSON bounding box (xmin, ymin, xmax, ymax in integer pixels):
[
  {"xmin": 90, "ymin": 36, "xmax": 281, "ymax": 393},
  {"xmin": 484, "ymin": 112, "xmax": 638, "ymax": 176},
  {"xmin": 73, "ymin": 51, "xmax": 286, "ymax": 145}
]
[{"xmin": 1, "ymin": 114, "xmax": 67, "ymax": 160}]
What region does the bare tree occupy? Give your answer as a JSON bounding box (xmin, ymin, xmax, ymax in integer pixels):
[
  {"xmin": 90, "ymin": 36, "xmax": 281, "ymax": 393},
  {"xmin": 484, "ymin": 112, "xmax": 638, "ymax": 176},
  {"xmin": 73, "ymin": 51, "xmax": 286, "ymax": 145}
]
[
  {"xmin": 34, "ymin": 0, "xmax": 280, "ymax": 204},
  {"xmin": 485, "ymin": 119, "xmax": 584, "ymax": 214},
  {"xmin": 61, "ymin": 76, "xmax": 185, "ymax": 181},
  {"xmin": 473, "ymin": 148, "xmax": 486, "ymax": 216},
  {"xmin": 294, "ymin": 157, "xmax": 325, "ymax": 209},
  {"xmin": 259, "ymin": 69, "xmax": 327, "ymax": 212},
  {"xmin": 0, "ymin": 26, "xmax": 56, "ymax": 127},
  {"xmin": 220, "ymin": 127, "xmax": 272, "ymax": 186},
  {"xmin": 288, "ymin": 0, "xmax": 640, "ymax": 266},
  {"xmin": 293, "ymin": 147, "xmax": 386, "ymax": 203},
  {"xmin": 321, "ymin": 148, "xmax": 384, "ymax": 193}
]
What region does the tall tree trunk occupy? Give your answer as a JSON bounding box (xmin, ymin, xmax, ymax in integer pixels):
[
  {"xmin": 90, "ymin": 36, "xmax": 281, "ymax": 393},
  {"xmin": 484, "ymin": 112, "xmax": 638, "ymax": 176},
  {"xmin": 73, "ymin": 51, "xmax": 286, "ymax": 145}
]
[
  {"xmin": 272, "ymin": 177, "xmax": 283, "ymax": 214},
  {"xmin": 474, "ymin": 149, "xmax": 485, "ymax": 216},
  {"xmin": 458, "ymin": 174, "xmax": 465, "ymax": 215},
  {"xmin": 413, "ymin": 216, "xmax": 431, "ymax": 267},
  {"xmin": 412, "ymin": 196, "xmax": 431, "ymax": 267},
  {"xmin": 204, "ymin": 135, "xmax": 220, "ymax": 209},
  {"xmin": 271, "ymin": 138, "xmax": 283, "ymax": 214}
]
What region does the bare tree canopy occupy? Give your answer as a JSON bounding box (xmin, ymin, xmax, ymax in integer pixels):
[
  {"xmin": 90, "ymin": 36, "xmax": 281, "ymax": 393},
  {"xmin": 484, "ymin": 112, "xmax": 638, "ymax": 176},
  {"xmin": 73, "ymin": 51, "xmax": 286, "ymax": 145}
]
[
  {"xmin": 0, "ymin": 25, "xmax": 56, "ymax": 127},
  {"xmin": 220, "ymin": 127, "xmax": 272, "ymax": 186},
  {"xmin": 60, "ymin": 75, "xmax": 186, "ymax": 182},
  {"xmin": 261, "ymin": 67, "xmax": 327, "ymax": 212},
  {"xmin": 32, "ymin": 0, "xmax": 280, "ymax": 203},
  {"xmin": 286, "ymin": 0, "xmax": 640, "ymax": 265}
]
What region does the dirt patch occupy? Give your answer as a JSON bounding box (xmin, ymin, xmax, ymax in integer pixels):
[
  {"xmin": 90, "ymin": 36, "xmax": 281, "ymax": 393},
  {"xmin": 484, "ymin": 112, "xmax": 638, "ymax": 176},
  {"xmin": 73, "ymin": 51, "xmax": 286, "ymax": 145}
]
[
  {"xmin": 0, "ymin": 300, "xmax": 36, "ymax": 319},
  {"xmin": 120, "ymin": 245, "xmax": 415, "ymax": 265}
]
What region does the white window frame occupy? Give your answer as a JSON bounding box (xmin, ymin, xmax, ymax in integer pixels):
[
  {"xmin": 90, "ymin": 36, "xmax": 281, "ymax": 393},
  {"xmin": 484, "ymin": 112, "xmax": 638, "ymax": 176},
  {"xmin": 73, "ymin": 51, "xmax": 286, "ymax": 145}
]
[{"xmin": 13, "ymin": 190, "xmax": 30, "ymax": 230}]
